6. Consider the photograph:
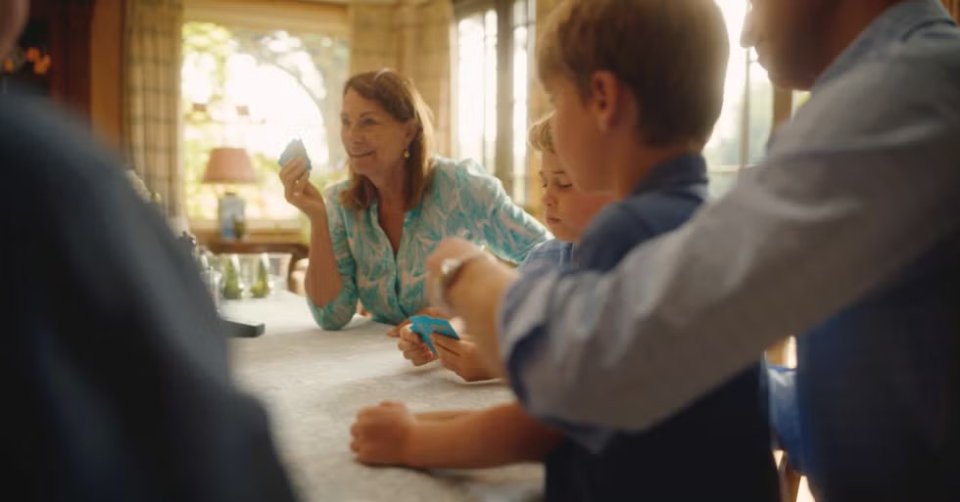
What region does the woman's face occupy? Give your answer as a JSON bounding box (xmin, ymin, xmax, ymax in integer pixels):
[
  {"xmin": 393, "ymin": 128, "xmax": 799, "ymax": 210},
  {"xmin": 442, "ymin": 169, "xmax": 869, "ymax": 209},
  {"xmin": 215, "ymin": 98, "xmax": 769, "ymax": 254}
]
[{"xmin": 340, "ymin": 89, "xmax": 415, "ymax": 182}]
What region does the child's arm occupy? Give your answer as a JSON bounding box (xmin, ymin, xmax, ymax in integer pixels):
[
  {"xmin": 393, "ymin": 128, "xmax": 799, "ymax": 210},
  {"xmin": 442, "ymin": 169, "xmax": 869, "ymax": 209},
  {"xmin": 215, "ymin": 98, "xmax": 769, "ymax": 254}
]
[
  {"xmin": 350, "ymin": 401, "xmax": 563, "ymax": 469},
  {"xmin": 409, "ymin": 402, "xmax": 563, "ymax": 468},
  {"xmin": 415, "ymin": 410, "xmax": 470, "ymax": 421}
]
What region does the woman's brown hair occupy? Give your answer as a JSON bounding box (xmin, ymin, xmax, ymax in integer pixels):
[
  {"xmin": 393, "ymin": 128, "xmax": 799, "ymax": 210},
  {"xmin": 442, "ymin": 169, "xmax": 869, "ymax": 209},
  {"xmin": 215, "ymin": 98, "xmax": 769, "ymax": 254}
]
[{"xmin": 340, "ymin": 69, "xmax": 436, "ymax": 211}]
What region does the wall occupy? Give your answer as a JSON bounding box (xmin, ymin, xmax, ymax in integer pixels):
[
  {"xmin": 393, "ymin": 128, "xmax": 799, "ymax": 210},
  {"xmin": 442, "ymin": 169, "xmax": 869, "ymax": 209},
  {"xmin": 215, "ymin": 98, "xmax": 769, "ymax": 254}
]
[{"xmin": 90, "ymin": 0, "xmax": 125, "ymax": 148}]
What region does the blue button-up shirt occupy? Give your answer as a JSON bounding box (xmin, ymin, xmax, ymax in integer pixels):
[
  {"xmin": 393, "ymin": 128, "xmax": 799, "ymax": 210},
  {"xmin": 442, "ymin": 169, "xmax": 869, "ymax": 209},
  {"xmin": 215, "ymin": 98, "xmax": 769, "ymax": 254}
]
[
  {"xmin": 498, "ymin": 1, "xmax": 960, "ymax": 498},
  {"xmin": 516, "ymin": 238, "xmax": 574, "ymax": 276}
]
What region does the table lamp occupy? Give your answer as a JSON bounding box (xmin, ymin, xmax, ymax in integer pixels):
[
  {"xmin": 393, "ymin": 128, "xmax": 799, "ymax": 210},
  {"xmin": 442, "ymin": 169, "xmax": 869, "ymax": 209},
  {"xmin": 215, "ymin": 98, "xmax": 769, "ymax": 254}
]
[{"xmin": 203, "ymin": 147, "xmax": 257, "ymax": 240}]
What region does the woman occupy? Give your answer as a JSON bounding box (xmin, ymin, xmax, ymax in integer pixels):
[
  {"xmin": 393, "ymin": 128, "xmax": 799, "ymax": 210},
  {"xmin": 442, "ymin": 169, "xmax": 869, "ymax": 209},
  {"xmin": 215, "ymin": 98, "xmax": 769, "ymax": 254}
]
[{"xmin": 279, "ymin": 69, "xmax": 547, "ymax": 332}]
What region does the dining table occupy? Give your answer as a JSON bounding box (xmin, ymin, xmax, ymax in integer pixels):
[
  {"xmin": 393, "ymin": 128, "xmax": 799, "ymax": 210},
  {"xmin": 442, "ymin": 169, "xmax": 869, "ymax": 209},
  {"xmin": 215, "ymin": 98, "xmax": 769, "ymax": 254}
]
[{"xmin": 222, "ymin": 291, "xmax": 544, "ymax": 501}]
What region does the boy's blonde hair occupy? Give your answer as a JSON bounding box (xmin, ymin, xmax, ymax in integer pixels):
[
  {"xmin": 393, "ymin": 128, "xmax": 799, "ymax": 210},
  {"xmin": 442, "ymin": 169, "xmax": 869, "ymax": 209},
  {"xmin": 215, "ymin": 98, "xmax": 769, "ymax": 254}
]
[
  {"xmin": 528, "ymin": 113, "xmax": 556, "ymax": 155},
  {"xmin": 537, "ymin": 0, "xmax": 728, "ymax": 146}
]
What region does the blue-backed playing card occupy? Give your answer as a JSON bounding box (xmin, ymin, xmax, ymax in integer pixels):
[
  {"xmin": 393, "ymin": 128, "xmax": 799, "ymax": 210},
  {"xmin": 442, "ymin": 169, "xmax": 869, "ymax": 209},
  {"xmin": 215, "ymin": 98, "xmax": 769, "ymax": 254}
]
[
  {"xmin": 408, "ymin": 315, "xmax": 460, "ymax": 354},
  {"xmin": 278, "ymin": 138, "xmax": 312, "ymax": 171}
]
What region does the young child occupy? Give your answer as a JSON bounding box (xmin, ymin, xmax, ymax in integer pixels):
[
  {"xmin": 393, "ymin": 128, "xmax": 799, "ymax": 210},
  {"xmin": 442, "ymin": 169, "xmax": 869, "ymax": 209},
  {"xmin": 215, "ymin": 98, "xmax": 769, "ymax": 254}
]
[
  {"xmin": 353, "ymin": 0, "xmax": 780, "ymax": 500},
  {"xmin": 395, "ymin": 116, "xmax": 610, "ymax": 381}
]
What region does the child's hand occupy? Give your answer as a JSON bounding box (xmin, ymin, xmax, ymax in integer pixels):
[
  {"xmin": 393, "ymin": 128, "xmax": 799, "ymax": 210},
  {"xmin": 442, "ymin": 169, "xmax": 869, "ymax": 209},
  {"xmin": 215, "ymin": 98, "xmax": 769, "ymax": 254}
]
[
  {"xmin": 433, "ymin": 335, "xmax": 500, "ymax": 382},
  {"xmin": 386, "ymin": 307, "xmax": 449, "ymax": 338},
  {"xmin": 397, "ymin": 325, "xmax": 437, "ymax": 366},
  {"xmin": 385, "ymin": 319, "xmax": 411, "ymax": 338},
  {"xmin": 350, "ymin": 401, "xmax": 416, "ymax": 466},
  {"xmin": 279, "ymin": 157, "xmax": 325, "ymax": 220}
]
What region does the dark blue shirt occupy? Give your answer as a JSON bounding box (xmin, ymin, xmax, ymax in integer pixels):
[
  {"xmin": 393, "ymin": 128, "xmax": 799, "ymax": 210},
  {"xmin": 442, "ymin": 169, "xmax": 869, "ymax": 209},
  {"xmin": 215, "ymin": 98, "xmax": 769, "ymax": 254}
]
[
  {"xmin": 543, "ymin": 154, "xmax": 778, "ymax": 502},
  {"xmin": 3, "ymin": 90, "xmax": 294, "ymax": 500}
]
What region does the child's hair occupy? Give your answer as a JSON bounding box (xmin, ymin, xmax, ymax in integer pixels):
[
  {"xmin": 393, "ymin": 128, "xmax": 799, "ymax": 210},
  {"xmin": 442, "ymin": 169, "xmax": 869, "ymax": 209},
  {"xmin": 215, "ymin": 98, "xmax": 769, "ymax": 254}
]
[
  {"xmin": 528, "ymin": 113, "xmax": 556, "ymax": 155},
  {"xmin": 537, "ymin": 0, "xmax": 729, "ymax": 147}
]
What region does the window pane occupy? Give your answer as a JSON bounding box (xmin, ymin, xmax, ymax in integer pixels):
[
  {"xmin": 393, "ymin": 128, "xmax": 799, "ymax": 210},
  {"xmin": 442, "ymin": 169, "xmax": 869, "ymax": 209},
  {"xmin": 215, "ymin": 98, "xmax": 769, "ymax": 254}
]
[
  {"xmin": 703, "ymin": 0, "xmax": 774, "ymax": 198},
  {"xmin": 455, "ymin": 11, "xmax": 498, "ymax": 171},
  {"xmin": 455, "ymin": 0, "xmax": 532, "ymax": 203},
  {"xmin": 511, "ymin": 20, "xmax": 529, "ymax": 203},
  {"xmin": 484, "ymin": 9, "xmax": 499, "ymax": 171},
  {"xmin": 181, "ymin": 22, "xmax": 348, "ymax": 222}
]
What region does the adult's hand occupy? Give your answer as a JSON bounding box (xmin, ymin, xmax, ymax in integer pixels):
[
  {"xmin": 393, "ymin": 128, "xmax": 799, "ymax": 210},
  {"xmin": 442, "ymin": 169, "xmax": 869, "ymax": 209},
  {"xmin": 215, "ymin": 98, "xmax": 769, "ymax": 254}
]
[
  {"xmin": 426, "ymin": 238, "xmax": 518, "ymax": 374},
  {"xmin": 279, "ymin": 156, "xmax": 325, "ymax": 219}
]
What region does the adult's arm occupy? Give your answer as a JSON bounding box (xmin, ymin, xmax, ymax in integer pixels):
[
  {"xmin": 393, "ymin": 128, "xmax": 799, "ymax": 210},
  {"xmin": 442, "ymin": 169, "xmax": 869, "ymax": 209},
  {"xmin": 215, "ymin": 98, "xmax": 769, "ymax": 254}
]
[{"xmin": 495, "ymin": 58, "xmax": 960, "ymax": 430}]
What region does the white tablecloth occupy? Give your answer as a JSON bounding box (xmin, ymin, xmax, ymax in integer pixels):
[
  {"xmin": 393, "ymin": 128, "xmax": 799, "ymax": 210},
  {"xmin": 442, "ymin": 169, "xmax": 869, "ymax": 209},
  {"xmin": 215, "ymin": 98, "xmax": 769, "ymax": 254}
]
[{"xmin": 223, "ymin": 292, "xmax": 544, "ymax": 502}]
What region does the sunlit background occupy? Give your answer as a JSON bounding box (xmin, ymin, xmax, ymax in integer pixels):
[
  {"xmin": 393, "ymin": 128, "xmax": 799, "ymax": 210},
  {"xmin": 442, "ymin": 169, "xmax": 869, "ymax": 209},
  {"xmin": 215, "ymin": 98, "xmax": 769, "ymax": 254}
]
[
  {"xmin": 182, "ymin": 0, "xmax": 779, "ymax": 225},
  {"xmin": 181, "ymin": 22, "xmax": 348, "ymax": 223}
]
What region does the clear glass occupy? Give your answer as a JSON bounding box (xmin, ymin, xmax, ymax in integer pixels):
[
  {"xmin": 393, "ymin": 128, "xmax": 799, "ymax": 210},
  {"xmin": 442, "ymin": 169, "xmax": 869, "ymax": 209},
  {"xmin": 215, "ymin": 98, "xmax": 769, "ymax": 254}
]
[
  {"xmin": 238, "ymin": 253, "xmax": 260, "ymax": 295},
  {"xmin": 221, "ymin": 253, "xmax": 245, "ymax": 300},
  {"xmin": 201, "ymin": 269, "xmax": 223, "ymax": 308},
  {"xmin": 267, "ymin": 252, "xmax": 293, "ymax": 293}
]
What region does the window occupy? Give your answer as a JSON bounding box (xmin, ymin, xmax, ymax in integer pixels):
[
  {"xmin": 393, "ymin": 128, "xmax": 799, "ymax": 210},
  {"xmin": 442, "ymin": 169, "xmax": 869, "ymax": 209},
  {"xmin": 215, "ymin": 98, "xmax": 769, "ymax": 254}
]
[
  {"xmin": 454, "ymin": 0, "xmax": 535, "ymax": 205},
  {"xmin": 181, "ymin": 21, "xmax": 349, "ymax": 224},
  {"xmin": 703, "ymin": 0, "xmax": 774, "ymax": 198},
  {"xmin": 793, "ymin": 91, "xmax": 811, "ymax": 114}
]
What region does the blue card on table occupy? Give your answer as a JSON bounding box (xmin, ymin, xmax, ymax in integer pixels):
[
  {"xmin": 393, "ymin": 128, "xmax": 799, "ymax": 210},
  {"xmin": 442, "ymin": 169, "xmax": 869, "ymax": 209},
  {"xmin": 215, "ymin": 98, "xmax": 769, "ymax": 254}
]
[{"xmin": 408, "ymin": 315, "xmax": 460, "ymax": 354}]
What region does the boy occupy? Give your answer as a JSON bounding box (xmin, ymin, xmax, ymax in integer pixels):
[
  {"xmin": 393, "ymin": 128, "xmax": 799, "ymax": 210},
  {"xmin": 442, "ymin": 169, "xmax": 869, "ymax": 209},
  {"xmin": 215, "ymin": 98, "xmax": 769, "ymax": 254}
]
[
  {"xmin": 350, "ymin": 114, "xmax": 610, "ymax": 468},
  {"xmin": 422, "ymin": 0, "xmax": 780, "ymax": 499}
]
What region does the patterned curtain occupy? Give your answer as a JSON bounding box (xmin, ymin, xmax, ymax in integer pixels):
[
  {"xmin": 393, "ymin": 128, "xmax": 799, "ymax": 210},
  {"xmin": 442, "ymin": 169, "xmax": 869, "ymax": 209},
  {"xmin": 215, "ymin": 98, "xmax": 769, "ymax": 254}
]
[
  {"xmin": 124, "ymin": 0, "xmax": 184, "ymax": 219},
  {"xmin": 349, "ymin": 0, "xmax": 453, "ymax": 156},
  {"xmin": 944, "ymin": 0, "xmax": 960, "ymax": 21}
]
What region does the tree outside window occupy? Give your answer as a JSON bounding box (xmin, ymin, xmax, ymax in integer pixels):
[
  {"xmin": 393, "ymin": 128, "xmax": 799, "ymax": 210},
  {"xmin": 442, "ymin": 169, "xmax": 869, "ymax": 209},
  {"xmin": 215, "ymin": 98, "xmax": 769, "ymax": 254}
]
[{"xmin": 181, "ymin": 22, "xmax": 349, "ymax": 224}]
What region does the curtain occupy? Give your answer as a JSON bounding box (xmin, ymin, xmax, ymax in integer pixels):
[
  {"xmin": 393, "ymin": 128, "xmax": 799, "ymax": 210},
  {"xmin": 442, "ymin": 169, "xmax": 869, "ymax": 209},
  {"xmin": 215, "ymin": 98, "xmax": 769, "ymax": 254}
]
[
  {"xmin": 124, "ymin": 0, "xmax": 184, "ymax": 219},
  {"xmin": 944, "ymin": 0, "xmax": 960, "ymax": 22},
  {"xmin": 349, "ymin": 0, "xmax": 453, "ymax": 156}
]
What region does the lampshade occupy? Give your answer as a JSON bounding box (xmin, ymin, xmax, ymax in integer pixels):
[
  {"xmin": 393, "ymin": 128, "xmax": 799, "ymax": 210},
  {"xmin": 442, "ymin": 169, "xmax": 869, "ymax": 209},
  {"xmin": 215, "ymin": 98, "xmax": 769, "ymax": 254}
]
[{"xmin": 202, "ymin": 147, "xmax": 257, "ymax": 184}]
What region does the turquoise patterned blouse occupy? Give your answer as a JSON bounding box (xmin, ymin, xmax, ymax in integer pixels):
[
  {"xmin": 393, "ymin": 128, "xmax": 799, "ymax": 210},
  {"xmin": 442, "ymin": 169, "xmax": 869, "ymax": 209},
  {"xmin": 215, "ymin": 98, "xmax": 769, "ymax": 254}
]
[{"xmin": 308, "ymin": 157, "xmax": 549, "ymax": 330}]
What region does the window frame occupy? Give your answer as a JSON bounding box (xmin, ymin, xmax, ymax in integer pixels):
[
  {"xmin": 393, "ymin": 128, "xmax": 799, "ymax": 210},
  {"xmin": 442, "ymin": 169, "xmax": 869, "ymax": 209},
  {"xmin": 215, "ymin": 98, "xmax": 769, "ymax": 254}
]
[{"xmin": 453, "ymin": 0, "xmax": 535, "ymax": 203}]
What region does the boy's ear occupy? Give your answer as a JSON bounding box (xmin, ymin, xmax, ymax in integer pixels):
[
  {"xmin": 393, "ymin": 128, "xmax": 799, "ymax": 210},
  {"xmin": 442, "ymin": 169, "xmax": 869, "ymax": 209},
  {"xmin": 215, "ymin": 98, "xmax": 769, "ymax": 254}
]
[{"xmin": 587, "ymin": 71, "xmax": 628, "ymax": 133}]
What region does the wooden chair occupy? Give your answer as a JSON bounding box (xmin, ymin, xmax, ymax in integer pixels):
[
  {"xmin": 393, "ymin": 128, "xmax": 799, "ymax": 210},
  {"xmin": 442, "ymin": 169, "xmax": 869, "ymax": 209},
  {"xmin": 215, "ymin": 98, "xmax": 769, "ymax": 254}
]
[{"xmin": 776, "ymin": 448, "xmax": 803, "ymax": 502}]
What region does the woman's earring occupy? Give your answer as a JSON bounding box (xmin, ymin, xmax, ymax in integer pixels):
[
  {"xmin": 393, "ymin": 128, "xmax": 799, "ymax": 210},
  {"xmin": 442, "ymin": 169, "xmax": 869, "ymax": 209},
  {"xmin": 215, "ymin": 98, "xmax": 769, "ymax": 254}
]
[{"xmin": 403, "ymin": 149, "xmax": 411, "ymax": 160}]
